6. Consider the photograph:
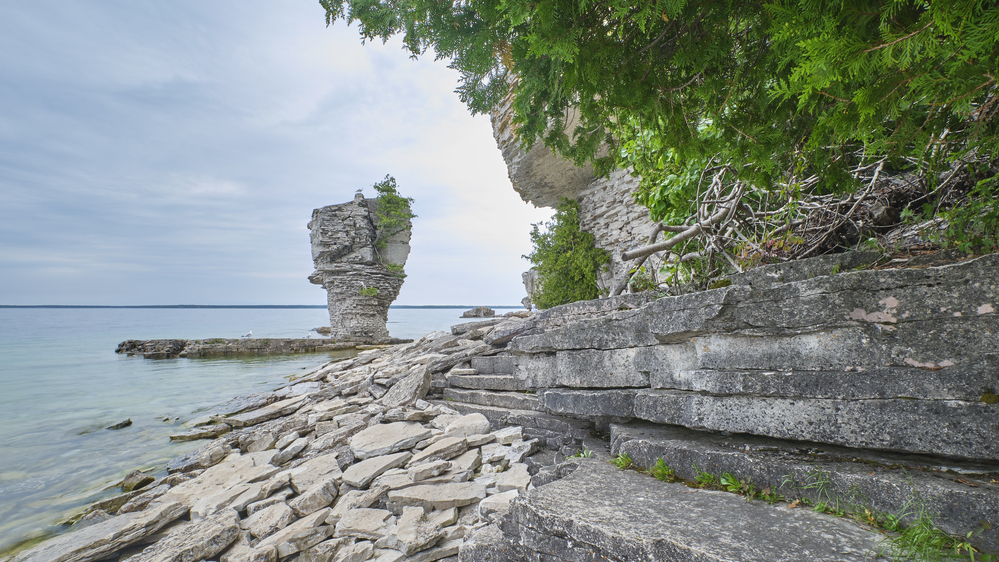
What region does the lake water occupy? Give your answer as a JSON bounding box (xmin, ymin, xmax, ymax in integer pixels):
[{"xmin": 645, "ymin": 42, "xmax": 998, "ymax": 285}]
[{"xmin": 0, "ymin": 306, "xmax": 508, "ymax": 555}]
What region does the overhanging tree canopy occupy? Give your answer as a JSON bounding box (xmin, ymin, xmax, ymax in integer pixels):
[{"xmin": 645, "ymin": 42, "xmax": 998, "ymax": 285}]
[{"xmin": 323, "ymin": 0, "xmax": 999, "ymax": 283}]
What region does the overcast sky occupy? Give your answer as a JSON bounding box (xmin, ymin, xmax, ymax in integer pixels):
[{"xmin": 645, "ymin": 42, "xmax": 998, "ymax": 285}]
[{"xmin": 0, "ymin": 1, "xmax": 553, "ymax": 306}]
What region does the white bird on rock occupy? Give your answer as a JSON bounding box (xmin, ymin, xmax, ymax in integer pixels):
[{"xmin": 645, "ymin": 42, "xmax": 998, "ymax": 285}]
[{"xmin": 241, "ymin": 331, "xmax": 252, "ymax": 338}]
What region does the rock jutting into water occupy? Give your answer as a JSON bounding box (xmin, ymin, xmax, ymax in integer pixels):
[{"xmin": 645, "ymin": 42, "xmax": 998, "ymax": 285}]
[{"xmin": 308, "ymin": 192, "xmax": 412, "ymax": 343}]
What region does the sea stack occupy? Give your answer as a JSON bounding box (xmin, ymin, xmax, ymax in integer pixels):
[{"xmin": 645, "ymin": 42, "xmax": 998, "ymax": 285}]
[{"xmin": 308, "ymin": 192, "xmax": 411, "ymax": 342}]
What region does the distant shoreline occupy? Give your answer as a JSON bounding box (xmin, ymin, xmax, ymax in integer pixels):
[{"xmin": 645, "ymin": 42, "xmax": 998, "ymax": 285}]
[{"xmin": 0, "ymin": 304, "xmax": 524, "ymax": 309}]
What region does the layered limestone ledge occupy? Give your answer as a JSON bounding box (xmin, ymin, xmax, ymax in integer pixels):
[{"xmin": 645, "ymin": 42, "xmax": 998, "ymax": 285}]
[
  {"xmin": 505, "ymin": 253, "xmax": 999, "ymax": 461},
  {"xmin": 308, "ymin": 192, "xmax": 411, "ymax": 342},
  {"xmin": 460, "ymin": 459, "xmax": 888, "ymax": 562}
]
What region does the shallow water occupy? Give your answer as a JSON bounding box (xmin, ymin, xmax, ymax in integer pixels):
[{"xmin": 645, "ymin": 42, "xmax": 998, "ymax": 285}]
[{"xmin": 0, "ymin": 305, "xmax": 497, "ymax": 554}]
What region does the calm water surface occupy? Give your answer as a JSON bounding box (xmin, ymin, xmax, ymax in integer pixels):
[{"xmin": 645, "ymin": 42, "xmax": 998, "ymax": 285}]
[{"xmin": 0, "ymin": 306, "xmax": 490, "ymax": 555}]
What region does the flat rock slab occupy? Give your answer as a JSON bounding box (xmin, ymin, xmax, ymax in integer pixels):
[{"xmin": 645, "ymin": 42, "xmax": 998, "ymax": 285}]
[
  {"xmin": 11, "ymin": 501, "xmax": 188, "ymax": 562},
  {"xmin": 386, "ymin": 482, "xmax": 486, "ymax": 511},
  {"xmin": 226, "ymin": 395, "xmax": 307, "ymax": 428},
  {"xmin": 342, "ymin": 451, "xmax": 412, "ymax": 489},
  {"xmin": 610, "ymin": 421, "xmax": 999, "ymax": 554},
  {"xmin": 380, "ymin": 366, "xmax": 431, "ymax": 409},
  {"xmin": 491, "ymin": 459, "xmax": 887, "ymax": 561},
  {"xmin": 350, "ymin": 422, "xmax": 431, "ymax": 460},
  {"xmin": 122, "ymin": 508, "xmax": 240, "ymax": 562},
  {"xmin": 442, "ymin": 389, "xmax": 539, "ymax": 411}
]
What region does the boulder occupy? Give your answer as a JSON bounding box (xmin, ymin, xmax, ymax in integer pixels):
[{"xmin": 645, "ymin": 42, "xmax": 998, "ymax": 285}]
[
  {"xmin": 443, "ymin": 414, "xmax": 491, "ymax": 439},
  {"xmin": 461, "ymin": 307, "xmax": 496, "ymax": 318}
]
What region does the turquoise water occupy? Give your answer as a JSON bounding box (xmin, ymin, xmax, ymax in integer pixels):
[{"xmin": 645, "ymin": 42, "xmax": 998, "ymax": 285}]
[{"xmin": 0, "ymin": 306, "xmax": 489, "ymax": 554}]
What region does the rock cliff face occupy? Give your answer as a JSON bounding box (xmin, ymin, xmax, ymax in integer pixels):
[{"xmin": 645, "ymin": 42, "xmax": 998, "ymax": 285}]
[
  {"xmin": 490, "ymin": 94, "xmax": 658, "ymax": 293},
  {"xmin": 308, "ymin": 192, "xmax": 411, "ymax": 342}
]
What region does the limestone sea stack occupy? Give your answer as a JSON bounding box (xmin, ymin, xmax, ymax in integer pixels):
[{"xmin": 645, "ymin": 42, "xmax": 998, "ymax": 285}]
[{"xmin": 308, "ymin": 192, "xmax": 411, "ymax": 342}]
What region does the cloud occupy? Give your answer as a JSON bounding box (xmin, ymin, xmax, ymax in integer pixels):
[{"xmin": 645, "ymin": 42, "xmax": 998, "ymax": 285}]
[{"xmin": 0, "ymin": 0, "xmax": 553, "ymax": 306}]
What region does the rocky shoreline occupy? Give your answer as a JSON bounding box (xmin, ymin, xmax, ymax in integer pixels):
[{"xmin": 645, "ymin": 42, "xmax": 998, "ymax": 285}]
[
  {"xmin": 115, "ymin": 338, "xmax": 412, "ymax": 359},
  {"xmin": 10, "ymin": 316, "xmax": 549, "ymax": 562},
  {"xmin": 7, "ymin": 252, "xmax": 999, "ymax": 561}
]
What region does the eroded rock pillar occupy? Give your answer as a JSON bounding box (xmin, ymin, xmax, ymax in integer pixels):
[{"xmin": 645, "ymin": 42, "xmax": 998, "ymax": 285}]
[{"xmin": 308, "ymin": 192, "xmax": 411, "ymax": 342}]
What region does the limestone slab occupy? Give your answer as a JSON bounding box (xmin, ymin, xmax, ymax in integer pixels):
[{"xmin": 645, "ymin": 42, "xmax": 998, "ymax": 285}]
[
  {"xmin": 289, "ymin": 478, "xmax": 339, "ymax": 516},
  {"xmin": 499, "ymin": 459, "xmax": 885, "ymax": 562},
  {"xmin": 10, "ymin": 501, "xmax": 188, "ymax": 562},
  {"xmin": 334, "ymin": 508, "xmax": 395, "ymax": 540},
  {"xmin": 289, "ymin": 453, "xmax": 343, "ymax": 494},
  {"xmin": 408, "ymin": 460, "xmax": 450, "ymax": 482},
  {"xmin": 243, "ymin": 502, "xmax": 296, "ymax": 540},
  {"xmin": 350, "ymin": 422, "xmax": 431, "ymax": 460},
  {"xmin": 122, "ymin": 508, "xmax": 240, "ymax": 562},
  {"xmin": 256, "ymin": 508, "xmax": 333, "ymax": 558},
  {"xmin": 326, "ymin": 485, "xmax": 389, "ymax": 524},
  {"xmin": 342, "ymin": 451, "xmax": 412, "ymax": 489},
  {"xmin": 443, "ymin": 413, "xmax": 491, "ymax": 438},
  {"xmin": 408, "ymin": 437, "xmax": 468, "ymax": 467},
  {"xmin": 493, "ymin": 463, "xmax": 531, "ymax": 493},
  {"xmin": 380, "ymin": 365, "xmax": 431, "ymax": 409},
  {"xmin": 386, "ymin": 482, "xmax": 487, "ymax": 511},
  {"xmin": 226, "ymin": 395, "xmax": 307, "ymax": 428},
  {"xmin": 633, "ymin": 389, "xmax": 999, "ymax": 461}
]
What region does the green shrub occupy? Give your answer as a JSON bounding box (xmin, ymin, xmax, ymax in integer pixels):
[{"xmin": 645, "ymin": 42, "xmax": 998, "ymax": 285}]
[
  {"xmin": 372, "ymin": 175, "xmax": 415, "ymax": 250},
  {"xmin": 524, "ymin": 198, "xmax": 610, "ymax": 309},
  {"xmin": 359, "ymin": 286, "xmax": 379, "ymax": 297}
]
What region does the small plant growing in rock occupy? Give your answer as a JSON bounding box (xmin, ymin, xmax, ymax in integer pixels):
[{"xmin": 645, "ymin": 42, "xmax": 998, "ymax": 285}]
[
  {"xmin": 385, "ymin": 263, "xmax": 406, "ymax": 278},
  {"xmin": 650, "ymin": 458, "xmax": 677, "ymax": 482},
  {"xmin": 611, "ymin": 453, "xmax": 632, "ymax": 470},
  {"xmin": 569, "ymin": 448, "xmax": 593, "ymax": 459},
  {"xmin": 692, "ymin": 462, "xmax": 717, "ymax": 488},
  {"xmin": 359, "ymin": 287, "xmax": 379, "ymax": 297},
  {"xmin": 721, "ymin": 472, "xmax": 757, "ymax": 501}
]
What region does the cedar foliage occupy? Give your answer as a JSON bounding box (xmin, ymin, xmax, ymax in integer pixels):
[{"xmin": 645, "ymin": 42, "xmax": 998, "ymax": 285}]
[
  {"xmin": 323, "ymin": 0, "xmax": 999, "ymax": 283},
  {"xmin": 523, "ymin": 199, "xmax": 610, "ymax": 309},
  {"xmin": 371, "ymin": 175, "xmax": 416, "ymax": 251}
]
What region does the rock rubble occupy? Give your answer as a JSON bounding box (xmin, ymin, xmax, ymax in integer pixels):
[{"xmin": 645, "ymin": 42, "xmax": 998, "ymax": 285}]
[{"xmin": 14, "ymin": 325, "xmax": 539, "ymax": 562}]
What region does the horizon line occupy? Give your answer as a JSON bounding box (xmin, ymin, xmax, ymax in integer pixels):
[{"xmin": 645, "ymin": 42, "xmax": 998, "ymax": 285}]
[{"xmin": 0, "ymin": 304, "xmax": 525, "ymax": 309}]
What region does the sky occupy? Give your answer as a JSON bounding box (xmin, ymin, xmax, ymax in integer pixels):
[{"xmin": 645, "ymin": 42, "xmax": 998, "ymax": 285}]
[{"xmin": 0, "ymin": 1, "xmax": 553, "ymax": 306}]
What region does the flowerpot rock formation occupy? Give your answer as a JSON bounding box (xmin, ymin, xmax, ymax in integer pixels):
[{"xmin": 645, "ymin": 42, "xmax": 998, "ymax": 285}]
[{"xmin": 308, "ymin": 192, "xmax": 411, "ymax": 342}]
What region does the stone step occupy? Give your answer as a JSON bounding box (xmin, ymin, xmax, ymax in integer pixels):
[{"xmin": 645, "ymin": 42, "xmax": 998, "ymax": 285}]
[
  {"xmin": 460, "ymin": 458, "xmax": 888, "ymax": 562},
  {"xmin": 446, "ymin": 373, "xmax": 530, "ymax": 392},
  {"xmin": 470, "ymin": 355, "xmax": 514, "ymax": 375},
  {"xmin": 430, "ymin": 401, "xmax": 590, "ymax": 451},
  {"xmin": 610, "ymin": 422, "xmax": 999, "ymax": 555},
  {"xmin": 443, "ymin": 388, "xmax": 539, "ymax": 412},
  {"xmin": 540, "ymin": 388, "xmax": 999, "ymax": 461}
]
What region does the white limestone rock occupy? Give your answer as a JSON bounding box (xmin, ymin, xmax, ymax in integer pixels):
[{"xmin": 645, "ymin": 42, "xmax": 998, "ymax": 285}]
[
  {"xmin": 386, "ymin": 482, "xmax": 487, "ymax": 511},
  {"xmin": 408, "ymin": 460, "xmax": 450, "ymax": 482},
  {"xmin": 242, "ymin": 502, "xmax": 296, "ymax": 540},
  {"xmin": 341, "ymin": 451, "xmax": 412, "ymax": 489},
  {"xmin": 349, "ymin": 422, "xmax": 431, "ymax": 460},
  {"xmin": 443, "ymin": 414, "xmax": 491, "ymax": 439},
  {"xmin": 289, "ymin": 477, "xmax": 339, "ymax": 517},
  {"xmin": 334, "ymin": 508, "xmax": 395, "ymax": 540},
  {"xmin": 256, "ymin": 508, "xmax": 333, "ymax": 558},
  {"xmin": 493, "ymin": 463, "xmax": 531, "ymax": 493}
]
